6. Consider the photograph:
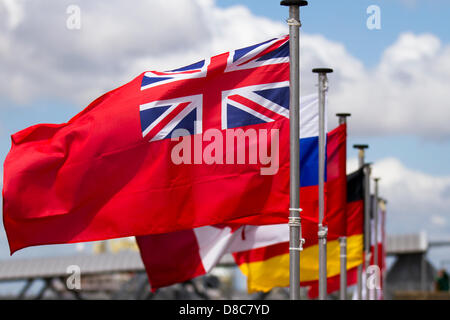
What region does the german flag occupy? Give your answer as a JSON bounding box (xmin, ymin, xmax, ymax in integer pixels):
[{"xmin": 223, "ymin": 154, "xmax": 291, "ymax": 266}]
[{"xmin": 307, "ymin": 167, "xmax": 365, "ymax": 298}]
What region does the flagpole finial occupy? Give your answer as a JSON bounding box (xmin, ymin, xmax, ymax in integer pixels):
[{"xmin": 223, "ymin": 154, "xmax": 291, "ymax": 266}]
[
  {"xmin": 280, "ymin": 0, "xmax": 308, "ymax": 6},
  {"xmin": 336, "ymin": 113, "xmax": 351, "ymax": 125},
  {"xmin": 312, "ymin": 68, "xmax": 334, "ymax": 74},
  {"xmin": 353, "ymin": 144, "xmax": 369, "ymax": 150}
]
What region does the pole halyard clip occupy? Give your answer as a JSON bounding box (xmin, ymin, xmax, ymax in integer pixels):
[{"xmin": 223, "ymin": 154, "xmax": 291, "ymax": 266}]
[
  {"xmin": 323, "ymin": 76, "xmax": 329, "ymax": 92},
  {"xmin": 315, "ymin": 74, "xmax": 329, "ymax": 92},
  {"xmin": 299, "ymin": 238, "xmax": 305, "ymax": 251},
  {"xmin": 288, "ymin": 210, "xmax": 302, "ymax": 225},
  {"xmin": 286, "ymin": 18, "xmax": 301, "ymax": 27},
  {"xmin": 318, "ymin": 225, "xmax": 328, "ymax": 240},
  {"xmin": 288, "ymin": 215, "xmax": 301, "ymax": 226},
  {"xmin": 288, "ymin": 212, "xmax": 304, "ymax": 251},
  {"xmin": 290, "ymin": 238, "xmax": 305, "ymax": 252}
]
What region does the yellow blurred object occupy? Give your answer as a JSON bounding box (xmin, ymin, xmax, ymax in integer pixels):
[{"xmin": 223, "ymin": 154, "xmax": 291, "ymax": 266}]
[
  {"xmin": 93, "ymin": 241, "xmax": 109, "ymax": 254},
  {"xmin": 93, "ymin": 238, "xmax": 139, "ymax": 254},
  {"xmin": 379, "ymin": 199, "xmax": 386, "ymax": 211},
  {"xmin": 110, "ymin": 238, "xmax": 139, "ymax": 253}
]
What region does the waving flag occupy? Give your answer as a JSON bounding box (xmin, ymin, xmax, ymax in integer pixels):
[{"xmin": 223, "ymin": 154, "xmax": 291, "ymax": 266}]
[
  {"xmin": 233, "ymin": 125, "xmax": 355, "ymax": 295},
  {"xmin": 353, "ymin": 190, "xmax": 384, "ymax": 300},
  {"xmin": 307, "ymin": 166, "xmax": 365, "ymax": 299},
  {"xmin": 137, "ymin": 94, "xmax": 321, "ymax": 290},
  {"xmin": 3, "ymin": 36, "xmax": 292, "ymax": 253},
  {"xmin": 368, "ymin": 197, "xmax": 386, "ymax": 300},
  {"xmin": 378, "ymin": 199, "xmax": 387, "ymax": 299},
  {"xmin": 137, "ymin": 224, "xmax": 288, "ymax": 291}
]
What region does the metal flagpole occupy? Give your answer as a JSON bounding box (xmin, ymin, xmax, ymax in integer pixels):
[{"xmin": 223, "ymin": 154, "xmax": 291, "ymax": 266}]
[
  {"xmin": 339, "ymin": 237, "xmax": 347, "ymax": 298},
  {"xmin": 313, "ymin": 67, "xmax": 333, "ymax": 300},
  {"xmin": 353, "ymin": 144, "xmax": 368, "ymax": 300},
  {"xmin": 336, "ymin": 113, "xmax": 351, "ymax": 300},
  {"xmin": 363, "ymin": 163, "xmax": 372, "ymax": 300},
  {"xmin": 373, "ymin": 177, "xmax": 380, "ymax": 300},
  {"xmin": 337, "ymin": 113, "xmax": 351, "ymax": 124},
  {"xmin": 280, "ymin": 0, "xmax": 308, "ymax": 300},
  {"xmin": 353, "ymin": 145, "xmax": 368, "ymax": 169},
  {"xmin": 380, "ymin": 198, "xmax": 387, "ymax": 298}
]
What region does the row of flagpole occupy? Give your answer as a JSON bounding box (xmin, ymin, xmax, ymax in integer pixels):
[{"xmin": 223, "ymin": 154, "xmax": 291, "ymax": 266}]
[
  {"xmin": 282, "ymin": 0, "xmax": 385, "ymax": 300},
  {"xmin": 354, "ymin": 144, "xmax": 368, "ymax": 300}
]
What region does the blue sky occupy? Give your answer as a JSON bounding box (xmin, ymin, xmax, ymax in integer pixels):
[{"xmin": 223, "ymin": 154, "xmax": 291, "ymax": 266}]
[
  {"xmin": 1, "ymin": 0, "xmax": 449, "ymax": 174},
  {"xmin": 0, "ymin": 0, "xmax": 450, "ymax": 279},
  {"xmin": 215, "ymin": 0, "xmax": 450, "ymax": 175},
  {"xmin": 218, "ymin": 0, "xmax": 450, "ymax": 66},
  {"xmin": 2, "ymin": 0, "xmax": 450, "ymax": 175}
]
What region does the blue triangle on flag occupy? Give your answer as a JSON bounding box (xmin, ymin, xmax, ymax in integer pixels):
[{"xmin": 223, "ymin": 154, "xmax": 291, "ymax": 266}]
[
  {"xmin": 227, "ymin": 104, "xmax": 266, "ymax": 129},
  {"xmin": 169, "ymin": 60, "xmax": 205, "ymax": 72},
  {"xmin": 140, "ymin": 105, "xmax": 170, "ymax": 133},
  {"xmin": 254, "ymin": 87, "xmax": 289, "ymax": 110},
  {"xmin": 141, "ymin": 76, "xmax": 173, "ymax": 87},
  {"xmin": 163, "ymin": 108, "xmax": 197, "ymax": 140},
  {"xmin": 233, "ymin": 38, "xmax": 274, "ymax": 63},
  {"xmin": 256, "ymin": 41, "xmax": 289, "ymax": 61}
]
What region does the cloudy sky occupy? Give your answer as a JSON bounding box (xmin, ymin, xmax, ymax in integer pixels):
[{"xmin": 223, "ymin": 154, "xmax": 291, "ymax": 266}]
[{"xmin": 0, "ymin": 0, "xmax": 450, "ymax": 270}]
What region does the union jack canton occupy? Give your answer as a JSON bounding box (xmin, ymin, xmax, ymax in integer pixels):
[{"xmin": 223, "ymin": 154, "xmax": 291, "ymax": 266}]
[{"xmin": 139, "ymin": 35, "xmax": 290, "ymax": 142}]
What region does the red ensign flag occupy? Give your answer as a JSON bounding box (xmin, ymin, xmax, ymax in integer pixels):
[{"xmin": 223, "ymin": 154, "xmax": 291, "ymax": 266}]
[{"xmin": 3, "ymin": 36, "xmax": 292, "ymax": 253}]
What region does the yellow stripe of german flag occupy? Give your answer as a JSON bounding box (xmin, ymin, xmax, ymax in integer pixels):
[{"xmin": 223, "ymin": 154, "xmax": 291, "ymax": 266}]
[{"xmin": 237, "ymin": 234, "xmax": 363, "ymax": 294}]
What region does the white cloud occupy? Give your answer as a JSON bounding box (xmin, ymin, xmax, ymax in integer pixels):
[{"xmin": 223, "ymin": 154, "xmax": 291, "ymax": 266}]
[
  {"xmin": 0, "ymin": 0, "xmax": 24, "ymax": 30},
  {"xmin": 0, "ymin": 1, "xmax": 449, "ymax": 139},
  {"xmin": 348, "ymin": 157, "xmax": 450, "ymax": 236},
  {"xmin": 328, "ymin": 32, "xmax": 450, "ymax": 139},
  {"xmin": 346, "ymin": 157, "xmax": 359, "ymax": 174},
  {"xmin": 0, "ymin": 0, "xmax": 286, "ymax": 106}
]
